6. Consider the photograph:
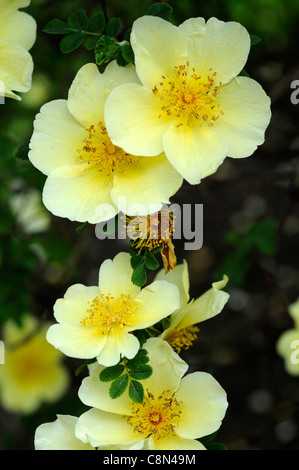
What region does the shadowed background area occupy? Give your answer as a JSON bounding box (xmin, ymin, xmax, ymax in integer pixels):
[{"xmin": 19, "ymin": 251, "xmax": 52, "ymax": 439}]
[{"xmin": 0, "ymin": 0, "xmax": 299, "ymax": 450}]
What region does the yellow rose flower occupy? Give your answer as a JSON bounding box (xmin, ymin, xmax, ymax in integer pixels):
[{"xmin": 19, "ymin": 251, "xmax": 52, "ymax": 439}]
[
  {"xmin": 154, "ymin": 260, "xmax": 229, "ymax": 353},
  {"xmin": 276, "ymin": 298, "xmax": 299, "ymax": 376},
  {"xmin": 46, "ymin": 252, "xmax": 180, "ymax": 366},
  {"xmin": 29, "ymin": 61, "xmax": 183, "ymax": 224},
  {"xmin": 0, "ymin": 315, "xmax": 69, "ymax": 414},
  {"xmin": 75, "ymin": 338, "xmax": 228, "ymax": 450},
  {"xmin": 105, "ymin": 16, "xmax": 271, "ymax": 184},
  {"xmin": 0, "ymin": 0, "xmax": 36, "ymax": 100}
]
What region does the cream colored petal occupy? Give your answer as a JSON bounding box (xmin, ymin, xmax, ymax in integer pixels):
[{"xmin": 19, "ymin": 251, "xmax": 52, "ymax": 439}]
[
  {"xmin": 42, "ymin": 164, "xmax": 115, "ymax": 224},
  {"xmin": 102, "ymin": 60, "xmax": 141, "ymax": 97},
  {"xmin": 75, "ymin": 408, "xmax": 142, "ymax": 447},
  {"xmin": 98, "ymin": 252, "xmax": 140, "ymax": 299},
  {"xmin": 142, "ymin": 338, "xmax": 188, "ymax": 396},
  {"xmin": 0, "ymin": 39, "xmax": 33, "ymax": 99},
  {"xmin": 154, "ymin": 260, "xmax": 190, "ymax": 308},
  {"xmin": 105, "ymin": 83, "xmax": 171, "ymax": 156},
  {"xmin": 78, "ymin": 364, "xmax": 133, "ymax": 415},
  {"xmin": 131, "ymin": 15, "xmax": 187, "ymax": 88},
  {"xmin": 35, "ymin": 415, "xmax": 94, "ymax": 450},
  {"xmin": 214, "ymin": 76, "xmax": 271, "ymax": 158},
  {"xmin": 276, "ymin": 329, "xmax": 299, "ymax": 376},
  {"xmin": 29, "ymin": 99, "xmax": 86, "ymax": 175},
  {"xmin": 288, "ymin": 298, "xmax": 299, "ymax": 327},
  {"xmin": 0, "ymin": 1, "xmax": 31, "ymax": 11},
  {"xmin": 0, "ymin": 11, "xmax": 36, "ymax": 50},
  {"xmin": 148, "ymin": 434, "xmax": 206, "ymax": 450},
  {"xmin": 175, "ymin": 372, "xmax": 228, "ymax": 439},
  {"xmin": 111, "ymin": 153, "xmax": 183, "ymax": 216},
  {"xmin": 163, "ymin": 120, "xmax": 229, "ymax": 184},
  {"xmin": 179, "ymin": 17, "xmax": 250, "ymax": 85},
  {"xmin": 134, "ymin": 280, "xmax": 180, "ymax": 329},
  {"xmin": 67, "ymin": 63, "xmax": 106, "ymax": 127},
  {"xmin": 96, "ymin": 331, "xmax": 140, "ymax": 367},
  {"xmin": 52, "ymin": 284, "xmax": 100, "ymax": 325},
  {"xmin": 46, "ymin": 323, "xmax": 107, "ymax": 360},
  {"xmin": 177, "ymin": 275, "xmax": 229, "ymax": 330}
]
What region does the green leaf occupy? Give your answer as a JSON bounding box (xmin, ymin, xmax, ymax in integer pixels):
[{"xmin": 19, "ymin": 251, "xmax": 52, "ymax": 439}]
[
  {"xmin": 89, "ymin": 11, "xmax": 105, "ymax": 34},
  {"xmin": 15, "ymin": 141, "xmax": 30, "ymax": 161},
  {"xmin": 205, "ymin": 442, "xmax": 228, "ymax": 450},
  {"xmin": 199, "ymin": 431, "xmax": 218, "ymax": 443},
  {"xmin": 239, "ymin": 69, "xmax": 250, "ymax": 77},
  {"xmin": 116, "ymin": 48, "xmax": 129, "ymax": 66},
  {"xmin": 250, "ymin": 34, "xmax": 261, "ymax": 45},
  {"xmin": 144, "ymin": 251, "xmax": 159, "ymax": 270},
  {"xmin": 126, "ymin": 349, "xmax": 149, "ymax": 368},
  {"xmin": 75, "ymin": 222, "xmax": 86, "ymax": 234},
  {"xmin": 105, "ymin": 17, "xmax": 122, "ymax": 37},
  {"xmin": 95, "ymin": 35, "xmax": 120, "ymax": 65},
  {"xmin": 129, "ymin": 380, "xmax": 144, "ymax": 403},
  {"xmin": 121, "ymin": 43, "xmax": 134, "ymax": 64},
  {"xmin": 60, "ymin": 32, "xmax": 85, "ymax": 53},
  {"xmin": 145, "ymin": 2, "xmax": 173, "ymax": 21},
  {"xmin": 133, "ymin": 329, "xmax": 150, "ymax": 347},
  {"xmin": 128, "ymin": 364, "xmax": 153, "ymax": 380},
  {"xmin": 43, "ymin": 18, "xmax": 73, "ymax": 34},
  {"xmin": 99, "ymin": 364, "xmax": 125, "ymax": 382},
  {"xmin": 85, "ymin": 35, "xmax": 100, "ymax": 50},
  {"xmin": 67, "ymin": 9, "xmax": 88, "ymax": 31},
  {"xmin": 109, "ymin": 373, "xmax": 129, "ymax": 398},
  {"xmin": 130, "ymin": 253, "xmax": 144, "ymax": 270},
  {"xmin": 131, "ymin": 262, "xmax": 147, "ymax": 287},
  {"xmin": 75, "ymin": 358, "xmax": 97, "ymax": 376}
]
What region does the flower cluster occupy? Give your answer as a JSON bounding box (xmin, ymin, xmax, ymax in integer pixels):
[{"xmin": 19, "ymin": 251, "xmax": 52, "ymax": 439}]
[{"xmin": 8, "ymin": 8, "xmax": 272, "ymax": 451}]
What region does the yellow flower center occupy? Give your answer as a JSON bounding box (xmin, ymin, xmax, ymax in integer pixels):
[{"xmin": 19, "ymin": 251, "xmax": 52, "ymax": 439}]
[
  {"xmin": 166, "ymin": 326, "xmax": 200, "ymax": 354},
  {"xmin": 81, "ymin": 293, "xmax": 138, "ymax": 334},
  {"xmin": 77, "ymin": 122, "xmax": 137, "ymax": 181},
  {"xmin": 153, "ymin": 62, "xmax": 223, "ymax": 127},
  {"xmin": 126, "ymin": 390, "xmax": 182, "ymax": 440}
]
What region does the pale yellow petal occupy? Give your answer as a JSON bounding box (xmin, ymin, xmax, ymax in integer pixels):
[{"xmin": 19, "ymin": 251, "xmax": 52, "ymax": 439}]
[
  {"xmin": 111, "ymin": 153, "xmax": 183, "ymax": 216},
  {"xmin": 131, "ymin": 15, "xmax": 187, "ymax": 88},
  {"xmin": 96, "ymin": 331, "xmax": 140, "ymax": 367},
  {"xmin": 276, "ymin": 329, "xmax": 299, "ymax": 376},
  {"xmin": 163, "ymin": 120, "xmax": 229, "ymax": 184},
  {"xmin": 179, "ymin": 17, "xmax": 250, "ymax": 85},
  {"xmin": 214, "ymin": 76, "xmax": 271, "ymax": 158},
  {"xmin": 75, "ymin": 408, "xmax": 142, "ymax": 447},
  {"xmin": 134, "ymin": 280, "xmax": 180, "ymax": 328},
  {"xmin": 35, "ymin": 415, "xmax": 94, "ymax": 450},
  {"xmin": 142, "ymin": 338, "xmax": 188, "ymax": 396},
  {"xmin": 177, "ymin": 275, "xmax": 229, "ymax": 330},
  {"xmin": 52, "ymin": 284, "xmax": 100, "ymax": 325},
  {"xmin": 154, "ymin": 260, "xmax": 190, "ymax": 308},
  {"xmin": 0, "ymin": 39, "xmax": 33, "ymax": 99},
  {"xmin": 29, "ymin": 99, "xmax": 86, "ymax": 175},
  {"xmin": 78, "ymin": 364, "xmax": 133, "ymax": 415},
  {"xmin": 288, "ymin": 299, "xmax": 299, "ymax": 327},
  {"xmin": 103, "ymin": 60, "xmax": 141, "ymax": 96},
  {"xmin": 46, "ymin": 323, "xmax": 107, "ymax": 360},
  {"xmin": 67, "ymin": 63, "xmax": 106, "ymax": 128},
  {"xmin": 175, "ymin": 372, "xmax": 228, "ymax": 439},
  {"xmin": 105, "ymin": 83, "xmax": 171, "ymax": 156},
  {"xmin": 0, "ymin": 11, "xmax": 36, "ymax": 50},
  {"xmin": 149, "ymin": 434, "xmax": 206, "ymax": 450},
  {"xmin": 98, "ymin": 252, "xmax": 140, "ymax": 299},
  {"xmin": 42, "ymin": 164, "xmax": 115, "ymax": 224}
]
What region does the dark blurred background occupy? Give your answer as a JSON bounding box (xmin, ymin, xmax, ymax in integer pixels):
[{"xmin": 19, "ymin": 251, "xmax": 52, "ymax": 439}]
[{"xmin": 0, "ymin": 0, "xmax": 299, "ymax": 450}]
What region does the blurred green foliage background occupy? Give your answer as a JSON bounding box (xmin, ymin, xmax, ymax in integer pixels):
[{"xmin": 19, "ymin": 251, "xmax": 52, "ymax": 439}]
[{"xmin": 1, "ymin": 0, "xmax": 299, "ymax": 450}]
